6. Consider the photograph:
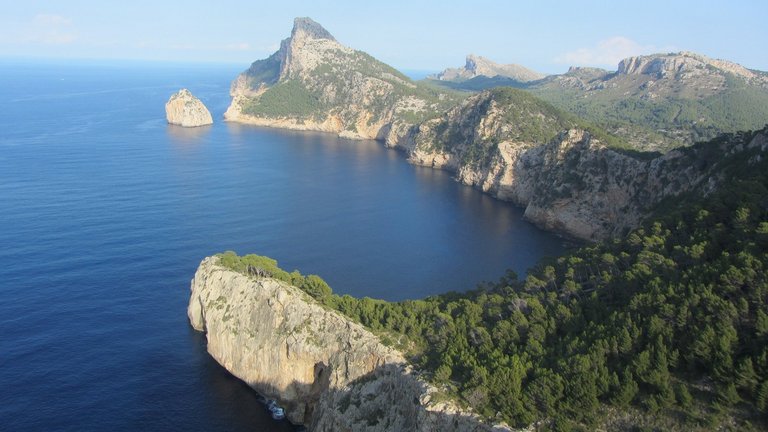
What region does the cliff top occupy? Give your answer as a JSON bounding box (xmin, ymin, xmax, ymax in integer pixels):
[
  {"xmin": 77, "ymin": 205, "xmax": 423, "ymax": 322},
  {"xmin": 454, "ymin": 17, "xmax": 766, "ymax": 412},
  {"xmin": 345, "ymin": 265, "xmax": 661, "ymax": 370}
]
[
  {"xmin": 291, "ymin": 17, "xmax": 335, "ymax": 41},
  {"xmin": 614, "ymin": 51, "xmax": 767, "ymax": 85}
]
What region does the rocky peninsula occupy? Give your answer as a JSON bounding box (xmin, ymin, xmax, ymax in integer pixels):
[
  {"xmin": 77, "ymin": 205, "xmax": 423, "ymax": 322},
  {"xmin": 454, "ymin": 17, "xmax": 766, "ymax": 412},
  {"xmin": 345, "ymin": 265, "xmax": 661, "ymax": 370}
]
[
  {"xmin": 188, "ymin": 256, "xmax": 506, "ymax": 431},
  {"xmin": 165, "ymin": 88, "xmax": 213, "ymax": 127}
]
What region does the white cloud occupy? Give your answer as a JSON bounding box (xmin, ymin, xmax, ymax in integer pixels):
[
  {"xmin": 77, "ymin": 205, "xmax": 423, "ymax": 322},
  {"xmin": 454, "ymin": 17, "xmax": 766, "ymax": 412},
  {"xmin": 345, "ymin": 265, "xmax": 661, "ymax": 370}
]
[
  {"xmin": 33, "ymin": 14, "xmax": 72, "ymax": 26},
  {"xmin": 222, "ymin": 42, "xmax": 251, "ymax": 51},
  {"xmin": 555, "ymin": 37, "xmax": 675, "ymax": 68},
  {"xmin": 27, "ymin": 14, "xmax": 77, "ymax": 45}
]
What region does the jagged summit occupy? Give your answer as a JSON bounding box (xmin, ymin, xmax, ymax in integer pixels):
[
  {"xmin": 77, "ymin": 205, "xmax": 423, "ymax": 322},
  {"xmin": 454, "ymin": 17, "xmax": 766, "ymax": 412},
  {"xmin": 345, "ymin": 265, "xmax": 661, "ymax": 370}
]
[
  {"xmin": 291, "ymin": 17, "xmax": 335, "ymax": 41},
  {"xmin": 432, "ymin": 54, "xmax": 545, "ymax": 83}
]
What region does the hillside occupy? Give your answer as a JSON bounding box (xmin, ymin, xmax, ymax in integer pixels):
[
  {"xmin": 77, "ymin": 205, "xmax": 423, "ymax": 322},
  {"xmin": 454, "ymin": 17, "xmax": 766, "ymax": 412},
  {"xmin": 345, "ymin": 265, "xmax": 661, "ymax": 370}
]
[
  {"xmin": 224, "ymin": 17, "xmax": 462, "ymax": 140},
  {"xmin": 428, "ymin": 52, "xmax": 768, "ymax": 151},
  {"xmin": 398, "ymin": 88, "xmax": 768, "ymax": 241},
  {"xmin": 532, "ymin": 52, "xmax": 768, "ymax": 151},
  {"xmin": 214, "ymin": 126, "xmax": 768, "ymax": 431}
]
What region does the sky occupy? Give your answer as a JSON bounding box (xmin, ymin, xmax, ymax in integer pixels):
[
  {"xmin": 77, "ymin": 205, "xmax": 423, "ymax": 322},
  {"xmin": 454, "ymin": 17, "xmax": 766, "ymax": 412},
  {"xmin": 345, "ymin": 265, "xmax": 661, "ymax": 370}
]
[{"xmin": 0, "ymin": 0, "xmax": 766, "ymax": 74}]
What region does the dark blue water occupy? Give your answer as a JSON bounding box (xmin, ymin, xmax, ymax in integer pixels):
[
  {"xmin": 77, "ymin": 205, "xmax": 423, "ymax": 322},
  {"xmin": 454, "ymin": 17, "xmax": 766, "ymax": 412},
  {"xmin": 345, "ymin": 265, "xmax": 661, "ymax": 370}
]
[{"xmin": 0, "ymin": 60, "xmax": 566, "ymax": 431}]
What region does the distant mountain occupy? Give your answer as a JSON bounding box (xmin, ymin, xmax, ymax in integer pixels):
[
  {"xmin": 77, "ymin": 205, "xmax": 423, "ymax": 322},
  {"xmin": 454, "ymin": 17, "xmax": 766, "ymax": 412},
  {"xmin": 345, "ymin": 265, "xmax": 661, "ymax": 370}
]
[
  {"xmin": 530, "ymin": 51, "xmax": 768, "ymax": 150},
  {"xmin": 428, "ymin": 52, "xmax": 768, "ymax": 151},
  {"xmin": 224, "ymin": 17, "xmax": 462, "ymax": 141},
  {"xmin": 431, "ymin": 54, "xmax": 545, "ymax": 83}
]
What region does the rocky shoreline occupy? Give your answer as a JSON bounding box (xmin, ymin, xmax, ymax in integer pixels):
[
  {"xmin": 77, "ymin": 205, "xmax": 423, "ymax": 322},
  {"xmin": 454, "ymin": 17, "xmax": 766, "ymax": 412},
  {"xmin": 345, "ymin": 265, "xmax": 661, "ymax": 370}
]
[{"xmin": 188, "ymin": 256, "xmax": 508, "ymax": 431}]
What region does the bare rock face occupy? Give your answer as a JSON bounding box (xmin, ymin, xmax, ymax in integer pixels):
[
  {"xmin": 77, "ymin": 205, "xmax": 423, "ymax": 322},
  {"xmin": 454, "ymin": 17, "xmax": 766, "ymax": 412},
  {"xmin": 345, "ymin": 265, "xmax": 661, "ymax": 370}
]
[
  {"xmin": 188, "ymin": 257, "xmax": 505, "ymax": 431},
  {"xmin": 165, "ymin": 88, "xmax": 213, "ymax": 127},
  {"xmin": 404, "ymin": 89, "xmax": 768, "ymax": 241}
]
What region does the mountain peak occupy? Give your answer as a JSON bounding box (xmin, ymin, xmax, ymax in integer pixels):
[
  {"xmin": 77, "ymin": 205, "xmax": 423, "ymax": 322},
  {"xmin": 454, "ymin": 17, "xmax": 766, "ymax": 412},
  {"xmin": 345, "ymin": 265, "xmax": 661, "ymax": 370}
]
[
  {"xmin": 434, "ymin": 55, "xmax": 544, "ymax": 83},
  {"xmin": 291, "ymin": 17, "xmax": 335, "ymax": 41}
]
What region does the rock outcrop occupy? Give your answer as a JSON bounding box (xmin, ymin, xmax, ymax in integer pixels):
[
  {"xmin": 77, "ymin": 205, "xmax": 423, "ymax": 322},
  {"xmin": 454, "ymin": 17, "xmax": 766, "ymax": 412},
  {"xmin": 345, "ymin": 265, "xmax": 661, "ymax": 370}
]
[
  {"xmin": 433, "ymin": 54, "xmax": 545, "ymax": 83},
  {"xmin": 188, "ymin": 256, "xmax": 505, "ymax": 431},
  {"xmin": 224, "ymin": 17, "xmax": 459, "ymax": 140},
  {"xmin": 165, "ymin": 89, "xmax": 213, "ymax": 127}
]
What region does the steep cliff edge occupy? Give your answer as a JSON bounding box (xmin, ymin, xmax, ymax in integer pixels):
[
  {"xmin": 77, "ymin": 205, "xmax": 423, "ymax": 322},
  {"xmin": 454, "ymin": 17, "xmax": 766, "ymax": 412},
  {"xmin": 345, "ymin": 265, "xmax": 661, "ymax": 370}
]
[
  {"xmin": 188, "ymin": 256, "xmax": 505, "ymax": 431},
  {"xmin": 165, "ymin": 88, "xmax": 213, "ymax": 127},
  {"xmin": 224, "ymin": 17, "xmax": 459, "ymax": 140},
  {"xmin": 405, "ymin": 88, "xmax": 768, "ymax": 241}
]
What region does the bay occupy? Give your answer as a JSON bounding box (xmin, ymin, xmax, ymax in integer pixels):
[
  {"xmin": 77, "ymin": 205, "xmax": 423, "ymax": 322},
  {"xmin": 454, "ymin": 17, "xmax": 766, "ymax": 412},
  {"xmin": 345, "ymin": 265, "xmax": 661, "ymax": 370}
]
[{"xmin": 0, "ymin": 60, "xmax": 566, "ymax": 431}]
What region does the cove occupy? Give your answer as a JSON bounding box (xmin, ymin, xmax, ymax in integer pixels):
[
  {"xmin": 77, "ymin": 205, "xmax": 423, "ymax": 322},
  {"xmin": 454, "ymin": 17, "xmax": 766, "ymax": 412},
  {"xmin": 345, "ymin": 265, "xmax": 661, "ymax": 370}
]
[{"xmin": 0, "ymin": 60, "xmax": 566, "ymax": 431}]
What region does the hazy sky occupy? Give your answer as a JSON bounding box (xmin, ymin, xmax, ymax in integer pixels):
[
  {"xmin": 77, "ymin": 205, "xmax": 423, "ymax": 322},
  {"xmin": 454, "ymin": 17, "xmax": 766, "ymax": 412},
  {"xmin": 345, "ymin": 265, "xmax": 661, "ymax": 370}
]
[{"xmin": 1, "ymin": 0, "xmax": 765, "ymax": 73}]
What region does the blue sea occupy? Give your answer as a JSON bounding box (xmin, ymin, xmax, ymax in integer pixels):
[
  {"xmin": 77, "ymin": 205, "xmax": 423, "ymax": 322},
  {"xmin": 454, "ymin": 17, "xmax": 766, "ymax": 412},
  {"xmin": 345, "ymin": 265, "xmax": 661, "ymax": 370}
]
[{"xmin": 0, "ymin": 59, "xmax": 566, "ymax": 431}]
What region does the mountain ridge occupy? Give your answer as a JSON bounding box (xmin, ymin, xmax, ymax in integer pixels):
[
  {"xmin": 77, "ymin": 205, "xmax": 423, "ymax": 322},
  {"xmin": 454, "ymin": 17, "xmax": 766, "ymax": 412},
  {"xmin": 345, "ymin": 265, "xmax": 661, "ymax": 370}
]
[
  {"xmin": 431, "ymin": 54, "xmax": 545, "ymax": 83},
  {"xmin": 429, "ymin": 51, "xmax": 768, "ymax": 150}
]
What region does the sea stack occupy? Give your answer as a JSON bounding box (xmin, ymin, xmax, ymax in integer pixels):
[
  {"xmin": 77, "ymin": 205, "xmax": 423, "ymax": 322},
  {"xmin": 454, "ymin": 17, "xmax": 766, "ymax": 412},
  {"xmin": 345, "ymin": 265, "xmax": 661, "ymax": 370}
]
[{"xmin": 165, "ymin": 88, "xmax": 213, "ymax": 127}]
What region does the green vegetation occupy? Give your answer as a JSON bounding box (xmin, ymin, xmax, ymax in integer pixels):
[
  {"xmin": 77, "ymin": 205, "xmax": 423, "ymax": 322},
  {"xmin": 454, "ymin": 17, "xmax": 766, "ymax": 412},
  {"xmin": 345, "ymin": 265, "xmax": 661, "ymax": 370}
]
[
  {"xmin": 220, "ymin": 128, "xmax": 768, "ymax": 430},
  {"xmin": 242, "ymin": 47, "xmax": 464, "ymax": 125},
  {"xmin": 424, "ymin": 75, "xmax": 530, "ymax": 92},
  {"xmin": 427, "ymin": 87, "xmax": 651, "ymax": 167},
  {"xmin": 430, "ymin": 67, "xmax": 768, "ymax": 152},
  {"xmin": 244, "ymin": 51, "xmax": 281, "ymax": 87},
  {"xmin": 243, "ymin": 80, "xmax": 329, "ymax": 118},
  {"xmin": 217, "ymin": 253, "xmax": 331, "ymax": 299},
  {"xmin": 530, "ymin": 73, "xmax": 768, "ymax": 151}
]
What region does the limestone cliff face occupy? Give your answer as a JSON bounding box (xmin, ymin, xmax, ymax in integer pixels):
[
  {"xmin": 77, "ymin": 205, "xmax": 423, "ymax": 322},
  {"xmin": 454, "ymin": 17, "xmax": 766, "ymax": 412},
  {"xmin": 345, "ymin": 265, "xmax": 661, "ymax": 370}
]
[
  {"xmin": 405, "ymin": 89, "xmax": 768, "ymax": 241},
  {"xmin": 165, "ymin": 89, "xmax": 213, "ymax": 127},
  {"xmin": 224, "ymin": 17, "xmax": 458, "ymax": 140},
  {"xmin": 188, "ymin": 257, "xmax": 505, "ymax": 431},
  {"xmin": 617, "ymin": 51, "xmax": 767, "ymax": 86},
  {"xmin": 531, "ymin": 51, "xmax": 768, "ymax": 150},
  {"xmin": 433, "ymin": 54, "xmax": 545, "ymax": 83}
]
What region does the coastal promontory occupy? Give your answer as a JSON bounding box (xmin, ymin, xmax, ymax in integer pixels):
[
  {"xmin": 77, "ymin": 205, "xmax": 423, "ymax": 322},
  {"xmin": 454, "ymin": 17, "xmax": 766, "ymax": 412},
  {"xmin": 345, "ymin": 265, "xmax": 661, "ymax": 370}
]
[
  {"xmin": 165, "ymin": 88, "xmax": 213, "ymax": 127},
  {"xmin": 187, "ymin": 255, "xmax": 503, "ymax": 431}
]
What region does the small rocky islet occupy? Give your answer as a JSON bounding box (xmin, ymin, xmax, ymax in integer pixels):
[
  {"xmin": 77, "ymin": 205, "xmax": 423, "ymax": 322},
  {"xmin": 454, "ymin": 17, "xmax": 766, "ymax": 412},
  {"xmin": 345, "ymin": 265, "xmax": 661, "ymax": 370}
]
[{"xmin": 165, "ymin": 88, "xmax": 213, "ymax": 127}]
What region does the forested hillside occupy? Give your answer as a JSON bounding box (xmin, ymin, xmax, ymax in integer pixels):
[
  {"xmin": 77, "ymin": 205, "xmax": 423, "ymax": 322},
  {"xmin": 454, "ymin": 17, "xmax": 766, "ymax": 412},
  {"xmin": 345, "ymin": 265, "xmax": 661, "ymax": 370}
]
[{"xmin": 219, "ymin": 127, "xmax": 768, "ymax": 430}]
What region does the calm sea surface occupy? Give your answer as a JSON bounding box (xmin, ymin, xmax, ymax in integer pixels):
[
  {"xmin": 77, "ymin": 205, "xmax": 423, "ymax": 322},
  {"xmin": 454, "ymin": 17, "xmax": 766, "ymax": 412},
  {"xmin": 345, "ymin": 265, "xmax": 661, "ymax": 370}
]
[{"xmin": 0, "ymin": 60, "xmax": 566, "ymax": 431}]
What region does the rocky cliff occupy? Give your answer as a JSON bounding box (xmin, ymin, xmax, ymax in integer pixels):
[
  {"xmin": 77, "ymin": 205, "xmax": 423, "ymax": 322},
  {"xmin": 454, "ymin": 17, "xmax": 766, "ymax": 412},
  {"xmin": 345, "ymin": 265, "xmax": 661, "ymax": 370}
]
[
  {"xmin": 165, "ymin": 88, "xmax": 213, "ymax": 127},
  {"xmin": 224, "ymin": 17, "xmax": 459, "ymax": 140},
  {"xmin": 433, "ymin": 54, "xmax": 545, "ymax": 83},
  {"xmin": 188, "ymin": 256, "xmax": 506, "ymax": 431},
  {"xmin": 403, "ymin": 88, "xmax": 768, "ymax": 241}
]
